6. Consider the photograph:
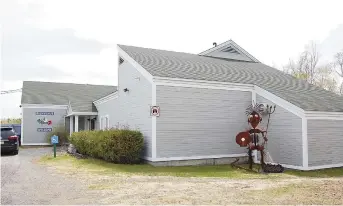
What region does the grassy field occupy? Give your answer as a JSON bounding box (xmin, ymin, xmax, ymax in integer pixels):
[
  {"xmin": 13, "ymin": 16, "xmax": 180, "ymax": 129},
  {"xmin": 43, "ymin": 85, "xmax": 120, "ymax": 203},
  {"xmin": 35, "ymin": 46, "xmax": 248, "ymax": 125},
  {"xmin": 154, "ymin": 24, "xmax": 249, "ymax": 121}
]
[
  {"xmin": 39, "ymin": 153, "xmax": 343, "ymax": 178},
  {"xmin": 38, "ymin": 153, "xmax": 343, "ymax": 204}
]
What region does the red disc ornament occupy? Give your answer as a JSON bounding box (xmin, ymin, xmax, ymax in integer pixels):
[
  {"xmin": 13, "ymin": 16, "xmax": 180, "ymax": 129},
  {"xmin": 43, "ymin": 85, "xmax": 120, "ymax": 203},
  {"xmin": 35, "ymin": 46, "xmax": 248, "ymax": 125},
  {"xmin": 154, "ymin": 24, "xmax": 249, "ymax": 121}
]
[{"xmin": 236, "ymin": 132, "xmax": 251, "ymax": 147}]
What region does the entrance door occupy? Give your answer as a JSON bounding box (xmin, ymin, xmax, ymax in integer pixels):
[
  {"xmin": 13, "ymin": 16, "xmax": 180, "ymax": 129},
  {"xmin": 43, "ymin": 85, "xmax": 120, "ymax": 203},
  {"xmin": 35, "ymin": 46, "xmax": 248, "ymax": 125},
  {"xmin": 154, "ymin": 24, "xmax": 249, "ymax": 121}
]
[{"xmin": 90, "ymin": 119, "xmax": 96, "ymax": 130}]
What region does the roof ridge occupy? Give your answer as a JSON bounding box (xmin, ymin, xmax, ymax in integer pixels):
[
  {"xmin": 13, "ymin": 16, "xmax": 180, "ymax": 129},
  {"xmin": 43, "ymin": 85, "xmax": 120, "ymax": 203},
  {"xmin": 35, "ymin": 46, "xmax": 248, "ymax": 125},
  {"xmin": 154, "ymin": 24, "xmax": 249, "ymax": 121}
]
[
  {"xmin": 118, "ymin": 44, "xmax": 198, "ymax": 56},
  {"xmin": 23, "ymin": 80, "xmax": 116, "ymax": 87}
]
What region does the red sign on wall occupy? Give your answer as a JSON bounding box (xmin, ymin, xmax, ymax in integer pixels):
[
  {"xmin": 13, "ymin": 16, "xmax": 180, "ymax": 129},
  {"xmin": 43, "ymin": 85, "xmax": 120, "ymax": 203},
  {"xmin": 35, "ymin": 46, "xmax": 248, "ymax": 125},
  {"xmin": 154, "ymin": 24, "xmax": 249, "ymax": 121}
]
[{"xmin": 150, "ymin": 106, "xmax": 160, "ymax": 117}]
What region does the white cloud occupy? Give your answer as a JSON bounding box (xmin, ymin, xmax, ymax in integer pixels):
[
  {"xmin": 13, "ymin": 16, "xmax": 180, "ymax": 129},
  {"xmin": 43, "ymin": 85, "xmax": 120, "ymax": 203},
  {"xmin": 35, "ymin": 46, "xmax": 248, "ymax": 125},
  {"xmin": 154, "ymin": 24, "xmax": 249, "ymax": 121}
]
[
  {"xmin": 1, "ymin": 0, "xmax": 343, "ymax": 118},
  {"xmin": 38, "ymin": 47, "xmax": 118, "ymax": 85}
]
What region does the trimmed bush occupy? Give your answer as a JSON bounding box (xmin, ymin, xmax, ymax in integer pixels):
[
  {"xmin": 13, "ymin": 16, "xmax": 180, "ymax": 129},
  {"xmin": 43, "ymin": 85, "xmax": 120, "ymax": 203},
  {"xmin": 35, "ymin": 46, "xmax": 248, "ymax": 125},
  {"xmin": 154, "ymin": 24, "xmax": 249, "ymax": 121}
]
[
  {"xmin": 68, "ymin": 128, "xmax": 144, "ymax": 164},
  {"xmin": 45, "ymin": 124, "xmax": 69, "ymax": 146}
]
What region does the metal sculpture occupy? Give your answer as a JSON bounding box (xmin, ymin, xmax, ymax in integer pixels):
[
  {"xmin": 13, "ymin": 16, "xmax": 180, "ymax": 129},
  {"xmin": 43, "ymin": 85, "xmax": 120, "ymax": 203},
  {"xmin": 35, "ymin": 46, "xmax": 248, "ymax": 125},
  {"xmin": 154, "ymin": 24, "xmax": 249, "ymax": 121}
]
[{"xmin": 235, "ymin": 101, "xmax": 281, "ymax": 172}]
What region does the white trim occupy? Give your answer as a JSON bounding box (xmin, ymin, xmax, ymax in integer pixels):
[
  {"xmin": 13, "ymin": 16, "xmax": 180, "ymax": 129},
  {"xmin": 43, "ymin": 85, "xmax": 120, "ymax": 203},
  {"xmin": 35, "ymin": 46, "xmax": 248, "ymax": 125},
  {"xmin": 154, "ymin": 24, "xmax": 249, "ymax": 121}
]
[
  {"xmin": 306, "ymin": 163, "xmax": 343, "ymax": 170},
  {"xmin": 305, "ymin": 111, "xmax": 343, "ymax": 120},
  {"xmin": 230, "ymin": 40, "xmax": 260, "ymax": 63},
  {"xmin": 198, "ymin": 40, "xmax": 260, "ymax": 63},
  {"xmin": 66, "ymin": 112, "xmax": 98, "ymax": 117},
  {"xmin": 251, "ymin": 91, "xmax": 258, "ymax": 163},
  {"xmin": 21, "ymin": 104, "xmax": 68, "ymax": 109},
  {"xmin": 66, "ymin": 101, "xmax": 73, "ymax": 115},
  {"xmin": 277, "ymin": 164, "xmax": 305, "ymax": 170},
  {"xmin": 70, "ymin": 116, "xmax": 74, "ymax": 136},
  {"xmin": 154, "ymin": 76, "xmax": 253, "ymax": 91},
  {"xmin": 74, "ymin": 115, "xmax": 79, "ymax": 132},
  {"xmin": 302, "ymin": 117, "xmax": 308, "ymax": 168},
  {"xmin": 99, "ymin": 115, "xmax": 110, "ymax": 130},
  {"xmin": 254, "ymin": 85, "xmax": 305, "ymax": 118},
  {"xmin": 21, "ymin": 107, "xmax": 24, "ymax": 145},
  {"xmin": 21, "ymin": 143, "xmax": 51, "ymax": 146},
  {"xmin": 145, "ymin": 153, "xmax": 248, "ymax": 162},
  {"xmin": 93, "ymin": 91, "xmax": 118, "ymax": 106},
  {"xmin": 251, "ymin": 90, "xmax": 256, "ymax": 104},
  {"xmin": 151, "ymin": 83, "xmax": 157, "ymax": 158},
  {"xmin": 117, "ymin": 45, "xmax": 154, "ymax": 83}
]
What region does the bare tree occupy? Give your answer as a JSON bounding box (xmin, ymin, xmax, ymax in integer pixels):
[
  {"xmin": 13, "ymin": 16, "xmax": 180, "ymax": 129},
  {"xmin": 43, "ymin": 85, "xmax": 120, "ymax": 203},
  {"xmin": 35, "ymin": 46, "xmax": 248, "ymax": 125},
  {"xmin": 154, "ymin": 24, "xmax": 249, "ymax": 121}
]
[
  {"xmin": 334, "ymin": 51, "xmax": 343, "ymax": 77},
  {"xmin": 314, "ymin": 64, "xmax": 337, "ymax": 93},
  {"xmin": 284, "ymin": 41, "xmax": 320, "ymax": 83},
  {"xmin": 284, "ymin": 41, "xmax": 341, "ymax": 93},
  {"xmin": 333, "ymin": 51, "xmax": 343, "ymax": 95},
  {"xmin": 306, "ymin": 42, "xmax": 320, "ymax": 84}
]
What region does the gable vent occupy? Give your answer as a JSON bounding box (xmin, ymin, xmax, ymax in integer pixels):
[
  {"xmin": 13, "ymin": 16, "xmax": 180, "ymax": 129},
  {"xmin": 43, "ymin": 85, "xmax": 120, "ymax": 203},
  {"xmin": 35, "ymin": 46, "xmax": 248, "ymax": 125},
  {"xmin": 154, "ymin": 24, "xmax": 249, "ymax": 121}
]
[
  {"xmin": 119, "ymin": 56, "xmax": 124, "ymax": 65},
  {"xmin": 221, "ymin": 46, "xmax": 240, "ymax": 54}
]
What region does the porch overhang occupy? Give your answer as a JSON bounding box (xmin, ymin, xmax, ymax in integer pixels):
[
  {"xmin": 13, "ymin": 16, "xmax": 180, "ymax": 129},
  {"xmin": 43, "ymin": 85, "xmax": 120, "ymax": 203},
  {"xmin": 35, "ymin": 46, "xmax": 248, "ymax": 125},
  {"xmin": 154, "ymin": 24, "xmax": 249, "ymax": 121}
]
[{"xmin": 66, "ymin": 112, "xmax": 98, "ymax": 117}]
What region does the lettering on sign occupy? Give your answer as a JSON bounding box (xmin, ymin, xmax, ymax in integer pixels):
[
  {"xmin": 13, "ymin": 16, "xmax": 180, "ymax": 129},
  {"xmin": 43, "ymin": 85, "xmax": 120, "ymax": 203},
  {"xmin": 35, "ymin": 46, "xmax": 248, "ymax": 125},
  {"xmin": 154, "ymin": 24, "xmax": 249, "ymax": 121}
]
[
  {"xmin": 36, "ymin": 112, "xmax": 54, "ymax": 115},
  {"xmin": 37, "ymin": 128, "xmax": 53, "ymax": 132}
]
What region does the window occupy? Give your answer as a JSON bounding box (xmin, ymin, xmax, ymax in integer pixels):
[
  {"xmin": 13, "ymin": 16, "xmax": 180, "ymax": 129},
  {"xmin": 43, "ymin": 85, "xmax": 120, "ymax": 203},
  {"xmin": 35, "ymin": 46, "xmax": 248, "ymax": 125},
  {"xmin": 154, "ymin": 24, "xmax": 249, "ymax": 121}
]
[{"xmin": 100, "ymin": 115, "xmax": 110, "ymax": 130}]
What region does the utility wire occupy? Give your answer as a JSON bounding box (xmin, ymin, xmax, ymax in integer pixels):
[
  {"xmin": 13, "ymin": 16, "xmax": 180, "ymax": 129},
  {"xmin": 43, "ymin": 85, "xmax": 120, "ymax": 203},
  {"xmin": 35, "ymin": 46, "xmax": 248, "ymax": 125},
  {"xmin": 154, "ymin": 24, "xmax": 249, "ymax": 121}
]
[{"xmin": 0, "ymin": 88, "xmax": 22, "ymax": 95}]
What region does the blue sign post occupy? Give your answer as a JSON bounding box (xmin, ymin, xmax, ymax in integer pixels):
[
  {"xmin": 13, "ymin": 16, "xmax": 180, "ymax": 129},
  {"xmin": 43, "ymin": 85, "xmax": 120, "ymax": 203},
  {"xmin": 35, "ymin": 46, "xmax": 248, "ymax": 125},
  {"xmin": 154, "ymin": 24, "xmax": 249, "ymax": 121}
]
[{"xmin": 51, "ymin": 135, "xmax": 59, "ymax": 158}]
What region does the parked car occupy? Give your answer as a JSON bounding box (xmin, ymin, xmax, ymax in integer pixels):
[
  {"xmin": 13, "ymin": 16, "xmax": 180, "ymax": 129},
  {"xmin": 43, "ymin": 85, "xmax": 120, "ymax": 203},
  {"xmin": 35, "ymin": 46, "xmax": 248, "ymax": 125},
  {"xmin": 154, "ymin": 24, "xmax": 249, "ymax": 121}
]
[
  {"xmin": 1, "ymin": 124, "xmax": 21, "ymax": 146},
  {"xmin": 1, "ymin": 126, "xmax": 19, "ymax": 155}
]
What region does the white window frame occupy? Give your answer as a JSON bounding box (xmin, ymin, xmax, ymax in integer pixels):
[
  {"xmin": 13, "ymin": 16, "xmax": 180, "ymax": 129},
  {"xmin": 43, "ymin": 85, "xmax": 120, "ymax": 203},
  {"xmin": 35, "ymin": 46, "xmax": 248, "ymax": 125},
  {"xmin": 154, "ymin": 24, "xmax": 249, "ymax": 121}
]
[{"xmin": 100, "ymin": 115, "xmax": 110, "ymax": 130}]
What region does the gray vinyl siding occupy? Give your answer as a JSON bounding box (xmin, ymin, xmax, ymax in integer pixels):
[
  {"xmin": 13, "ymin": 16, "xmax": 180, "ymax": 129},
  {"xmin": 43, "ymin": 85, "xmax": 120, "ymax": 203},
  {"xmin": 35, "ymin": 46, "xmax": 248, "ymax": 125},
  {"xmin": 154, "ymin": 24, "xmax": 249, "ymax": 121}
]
[
  {"xmin": 96, "ymin": 60, "xmax": 152, "ymax": 158},
  {"xmin": 22, "ymin": 107, "xmax": 67, "ymax": 144},
  {"xmin": 256, "ymin": 95, "xmax": 303, "ymax": 166},
  {"xmin": 308, "ymin": 119, "xmax": 343, "ymax": 166},
  {"xmin": 156, "ymin": 86, "xmax": 251, "ymax": 158}
]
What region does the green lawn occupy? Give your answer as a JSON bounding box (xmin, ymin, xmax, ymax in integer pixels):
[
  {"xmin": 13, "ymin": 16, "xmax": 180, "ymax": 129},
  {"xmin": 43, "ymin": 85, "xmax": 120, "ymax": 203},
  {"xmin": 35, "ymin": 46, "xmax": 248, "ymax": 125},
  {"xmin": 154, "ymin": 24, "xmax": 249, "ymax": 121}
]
[
  {"xmin": 39, "ymin": 154, "xmax": 276, "ymax": 179},
  {"xmin": 284, "ymin": 167, "xmax": 343, "ymax": 177},
  {"xmin": 39, "ymin": 153, "xmax": 343, "ymax": 178}
]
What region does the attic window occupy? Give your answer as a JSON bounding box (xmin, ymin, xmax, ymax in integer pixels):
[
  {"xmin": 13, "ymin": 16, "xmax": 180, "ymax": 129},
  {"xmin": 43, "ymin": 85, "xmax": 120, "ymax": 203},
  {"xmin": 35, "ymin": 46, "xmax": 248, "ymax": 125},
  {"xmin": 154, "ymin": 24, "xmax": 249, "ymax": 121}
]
[
  {"xmin": 221, "ymin": 46, "xmax": 240, "ymax": 54},
  {"xmin": 119, "ymin": 57, "xmax": 124, "ymax": 65}
]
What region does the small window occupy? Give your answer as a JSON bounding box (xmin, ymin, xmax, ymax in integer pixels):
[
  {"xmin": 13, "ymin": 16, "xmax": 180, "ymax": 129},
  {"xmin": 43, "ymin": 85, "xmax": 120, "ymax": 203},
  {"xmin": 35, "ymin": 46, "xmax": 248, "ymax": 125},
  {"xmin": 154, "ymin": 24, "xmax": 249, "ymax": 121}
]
[{"xmin": 119, "ymin": 56, "xmax": 124, "ymax": 65}]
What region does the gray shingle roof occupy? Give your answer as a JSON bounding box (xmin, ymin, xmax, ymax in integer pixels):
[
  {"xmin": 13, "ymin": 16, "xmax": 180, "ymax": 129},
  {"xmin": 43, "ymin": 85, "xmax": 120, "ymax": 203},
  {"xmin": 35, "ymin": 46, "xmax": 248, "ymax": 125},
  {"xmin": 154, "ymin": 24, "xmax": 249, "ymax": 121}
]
[
  {"xmin": 21, "ymin": 81, "xmax": 116, "ymax": 112},
  {"xmin": 119, "ymin": 44, "xmax": 343, "ymax": 112}
]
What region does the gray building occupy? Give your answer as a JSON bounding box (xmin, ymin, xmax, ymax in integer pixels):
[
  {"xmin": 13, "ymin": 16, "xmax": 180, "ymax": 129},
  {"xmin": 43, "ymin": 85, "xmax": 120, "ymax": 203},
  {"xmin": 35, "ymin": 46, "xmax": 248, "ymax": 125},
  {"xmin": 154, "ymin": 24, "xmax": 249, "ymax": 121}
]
[
  {"xmin": 21, "ymin": 40, "xmax": 343, "ymax": 171},
  {"xmin": 20, "ymin": 81, "xmax": 116, "ymax": 144}
]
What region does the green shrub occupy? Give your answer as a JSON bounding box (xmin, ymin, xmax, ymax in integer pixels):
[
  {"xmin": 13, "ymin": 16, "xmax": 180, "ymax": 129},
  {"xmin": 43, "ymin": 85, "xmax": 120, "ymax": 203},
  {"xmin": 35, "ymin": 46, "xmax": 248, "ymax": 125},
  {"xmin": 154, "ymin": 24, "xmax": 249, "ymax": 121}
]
[
  {"xmin": 68, "ymin": 128, "xmax": 144, "ymax": 164},
  {"xmin": 45, "ymin": 124, "xmax": 69, "ymax": 146}
]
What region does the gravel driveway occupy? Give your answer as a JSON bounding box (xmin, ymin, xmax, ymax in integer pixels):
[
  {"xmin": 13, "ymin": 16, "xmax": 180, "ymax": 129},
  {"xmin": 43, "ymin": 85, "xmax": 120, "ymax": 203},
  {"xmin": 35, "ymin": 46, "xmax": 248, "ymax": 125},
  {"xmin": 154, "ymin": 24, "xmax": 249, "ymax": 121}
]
[
  {"xmin": 1, "ymin": 147, "xmax": 103, "ymax": 205},
  {"xmin": 1, "ymin": 147, "xmax": 343, "ymax": 205}
]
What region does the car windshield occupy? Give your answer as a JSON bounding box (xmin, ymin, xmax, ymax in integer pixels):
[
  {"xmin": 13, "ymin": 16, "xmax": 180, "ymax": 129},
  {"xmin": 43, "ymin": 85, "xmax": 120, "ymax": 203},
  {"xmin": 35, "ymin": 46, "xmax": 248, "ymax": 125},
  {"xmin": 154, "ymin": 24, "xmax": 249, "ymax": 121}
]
[{"xmin": 1, "ymin": 128, "xmax": 15, "ymax": 139}]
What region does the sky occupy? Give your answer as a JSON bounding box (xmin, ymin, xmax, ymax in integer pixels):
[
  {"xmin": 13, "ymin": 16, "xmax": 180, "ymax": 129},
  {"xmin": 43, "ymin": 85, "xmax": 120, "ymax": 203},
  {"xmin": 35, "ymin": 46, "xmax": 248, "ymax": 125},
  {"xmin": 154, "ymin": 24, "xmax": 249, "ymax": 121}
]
[{"xmin": 1, "ymin": 0, "xmax": 343, "ymax": 118}]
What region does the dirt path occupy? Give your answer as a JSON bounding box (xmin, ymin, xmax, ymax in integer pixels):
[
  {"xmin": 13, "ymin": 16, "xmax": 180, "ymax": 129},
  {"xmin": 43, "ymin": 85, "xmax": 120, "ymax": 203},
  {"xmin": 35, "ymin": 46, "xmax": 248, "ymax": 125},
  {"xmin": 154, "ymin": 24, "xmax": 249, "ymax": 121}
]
[
  {"xmin": 1, "ymin": 148, "xmax": 102, "ymax": 205},
  {"xmin": 2, "ymin": 148, "xmax": 343, "ymax": 205}
]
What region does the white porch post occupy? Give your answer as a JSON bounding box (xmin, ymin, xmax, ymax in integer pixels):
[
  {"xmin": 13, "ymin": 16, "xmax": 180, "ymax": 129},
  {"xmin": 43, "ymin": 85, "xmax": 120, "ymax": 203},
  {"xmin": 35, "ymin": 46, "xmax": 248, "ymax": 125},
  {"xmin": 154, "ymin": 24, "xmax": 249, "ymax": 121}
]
[
  {"xmin": 75, "ymin": 115, "xmax": 79, "ymax": 132},
  {"xmin": 69, "ymin": 116, "xmax": 74, "ymax": 136}
]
